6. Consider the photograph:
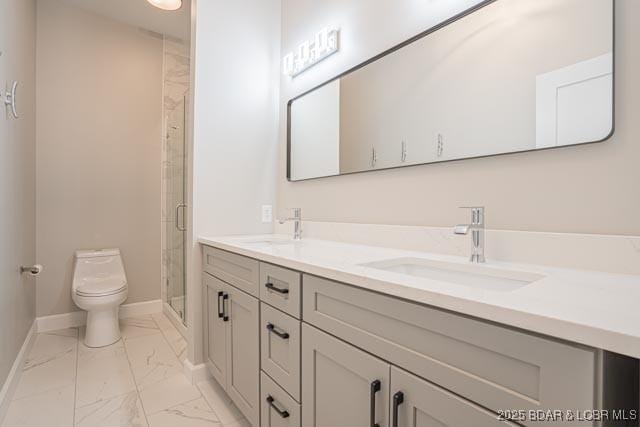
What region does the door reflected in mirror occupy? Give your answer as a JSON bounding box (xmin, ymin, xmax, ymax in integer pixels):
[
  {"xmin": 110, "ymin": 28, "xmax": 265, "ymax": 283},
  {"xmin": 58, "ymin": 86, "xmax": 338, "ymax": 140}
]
[{"xmin": 287, "ymin": 0, "xmax": 614, "ymax": 181}]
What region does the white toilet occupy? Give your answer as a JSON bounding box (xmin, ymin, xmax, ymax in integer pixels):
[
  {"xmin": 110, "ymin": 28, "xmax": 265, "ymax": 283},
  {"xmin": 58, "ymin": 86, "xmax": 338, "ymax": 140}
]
[{"xmin": 72, "ymin": 249, "xmax": 128, "ymax": 347}]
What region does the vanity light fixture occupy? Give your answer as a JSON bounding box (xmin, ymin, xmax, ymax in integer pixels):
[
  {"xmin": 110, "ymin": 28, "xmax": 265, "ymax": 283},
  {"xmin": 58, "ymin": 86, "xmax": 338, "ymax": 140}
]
[
  {"xmin": 146, "ymin": 0, "xmax": 182, "ymax": 11},
  {"xmin": 283, "ymin": 27, "xmax": 340, "ymax": 77}
]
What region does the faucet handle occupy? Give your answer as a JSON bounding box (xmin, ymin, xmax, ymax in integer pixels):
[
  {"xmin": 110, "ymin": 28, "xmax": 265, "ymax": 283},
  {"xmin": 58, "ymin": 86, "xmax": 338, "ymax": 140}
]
[
  {"xmin": 458, "ymin": 206, "xmax": 484, "ymax": 225},
  {"xmin": 277, "ymin": 207, "xmax": 302, "ymax": 224}
]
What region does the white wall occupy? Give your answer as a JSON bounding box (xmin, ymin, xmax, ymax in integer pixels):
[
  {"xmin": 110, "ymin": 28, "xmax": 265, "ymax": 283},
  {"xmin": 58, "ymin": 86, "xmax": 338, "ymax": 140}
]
[
  {"xmin": 36, "ymin": 0, "xmax": 163, "ymax": 316},
  {"xmin": 186, "ymin": 0, "xmax": 280, "ymax": 362},
  {"xmin": 278, "ymin": 0, "xmax": 640, "ymax": 236},
  {"xmin": 0, "ymin": 0, "xmax": 36, "ymax": 403}
]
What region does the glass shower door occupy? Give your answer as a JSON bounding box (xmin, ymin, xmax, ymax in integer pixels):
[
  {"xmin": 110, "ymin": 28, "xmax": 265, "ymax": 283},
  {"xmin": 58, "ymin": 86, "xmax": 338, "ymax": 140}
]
[{"xmin": 165, "ymin": 95, "xmax": 187, "ymax": 323}]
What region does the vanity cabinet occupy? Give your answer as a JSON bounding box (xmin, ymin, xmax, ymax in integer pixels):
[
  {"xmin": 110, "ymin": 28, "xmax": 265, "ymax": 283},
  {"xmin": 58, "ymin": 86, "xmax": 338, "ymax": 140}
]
[
  {"xmin": 203, "ymin": 272, "xmax": 260, "ymax": 426},
  {"xmin": 202, "ymin": 245, "xmax": 636, "ymax": 427}
]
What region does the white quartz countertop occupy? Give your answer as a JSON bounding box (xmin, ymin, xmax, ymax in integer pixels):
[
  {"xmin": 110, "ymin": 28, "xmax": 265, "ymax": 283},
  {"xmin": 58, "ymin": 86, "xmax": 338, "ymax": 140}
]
[{"xmin": 198, "ymin": 234, "xmax": 640, "ymax": 359}]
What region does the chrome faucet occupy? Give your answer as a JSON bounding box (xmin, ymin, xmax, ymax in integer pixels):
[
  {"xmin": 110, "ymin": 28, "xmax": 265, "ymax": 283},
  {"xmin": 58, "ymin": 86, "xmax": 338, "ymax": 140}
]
[
  {"xmin": 278, "ymin": 208, "xmax": 302, "ymax": 240},
  {"xmin": 454, "ymin": 206, "xmax": 486, "ymax": 263}
]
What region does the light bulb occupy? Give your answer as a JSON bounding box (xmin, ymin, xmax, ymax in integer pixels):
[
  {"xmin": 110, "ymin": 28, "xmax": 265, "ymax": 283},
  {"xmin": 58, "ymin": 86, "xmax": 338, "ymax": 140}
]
[{"xmin": 146, "ymin": 0, "xmax": 182, "ymax": 11}]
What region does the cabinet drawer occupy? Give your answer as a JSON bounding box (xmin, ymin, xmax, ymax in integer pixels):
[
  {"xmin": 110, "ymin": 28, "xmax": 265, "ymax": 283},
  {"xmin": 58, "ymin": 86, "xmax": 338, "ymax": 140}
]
[
  {"xmin": 302, "ymin": 274, "xmax": 597, "ymax": 426},
  {"xmin": 260, "ymin": 303, "xmax": 301, "ymax": 401},
  {"xmin": 203, "ymin": 246, "xmax": 259, "ymax": 296},
  {"xmin": 261, "ymin": 372, "xmax": 301, "ymax": 427},
  {"xmin": 260, "ymin": 263, "xmax": 301, "ymax": 318}
]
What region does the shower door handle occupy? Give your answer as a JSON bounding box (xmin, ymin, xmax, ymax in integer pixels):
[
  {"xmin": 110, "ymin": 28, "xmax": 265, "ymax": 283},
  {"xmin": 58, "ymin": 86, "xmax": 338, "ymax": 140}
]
[{"xmin": 175, "ymin": 204, "xmax": 187, "ymax": 231}]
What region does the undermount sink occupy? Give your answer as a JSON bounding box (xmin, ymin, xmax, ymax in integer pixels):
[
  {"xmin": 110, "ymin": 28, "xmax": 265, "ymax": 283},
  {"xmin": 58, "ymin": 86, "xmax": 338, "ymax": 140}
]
[
  {"xmin": 361, "ymin": 257, "xmax": 545, "ymax": 292},
  {"xmin": 242, "ymin": 237, "xmax": 296, "ymax": 247}
]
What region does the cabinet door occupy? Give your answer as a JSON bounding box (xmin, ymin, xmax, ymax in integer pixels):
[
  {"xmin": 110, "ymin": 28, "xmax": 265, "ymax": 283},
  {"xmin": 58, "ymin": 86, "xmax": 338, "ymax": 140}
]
[
  {"xmin": 226, "ymin": 285, "xmax": 260, "ymax": 426},
  {"xmin": 203, "ymin": 273, "xmax": 227, "ymax": 387},
  {"xmin": 302, "ymin": 324, "xmax": 390, "ymax": 427},
  {"xmin": 390, "ymin": 367, "xmax": 509, "ymax": 427}
]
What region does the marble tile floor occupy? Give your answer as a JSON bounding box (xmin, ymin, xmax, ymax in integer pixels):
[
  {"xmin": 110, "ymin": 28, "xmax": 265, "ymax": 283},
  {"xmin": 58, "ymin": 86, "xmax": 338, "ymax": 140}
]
[{"xmin": 2, "ymin": 313, "xmax": 250, "ymax": 427}]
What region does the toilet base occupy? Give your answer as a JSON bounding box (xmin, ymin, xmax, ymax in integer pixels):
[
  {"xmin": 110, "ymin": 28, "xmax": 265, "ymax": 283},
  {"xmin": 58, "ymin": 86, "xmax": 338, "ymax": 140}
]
[{"xmin": 84, "ymin": 306, "xmax": 121, "ymax": 348}]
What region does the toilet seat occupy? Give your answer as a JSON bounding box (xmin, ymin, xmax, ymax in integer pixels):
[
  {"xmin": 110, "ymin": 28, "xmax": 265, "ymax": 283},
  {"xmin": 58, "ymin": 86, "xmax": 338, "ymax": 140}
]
[{"xmin": 76, "ymin": 278, "xmax": 127, "ymax": 297}]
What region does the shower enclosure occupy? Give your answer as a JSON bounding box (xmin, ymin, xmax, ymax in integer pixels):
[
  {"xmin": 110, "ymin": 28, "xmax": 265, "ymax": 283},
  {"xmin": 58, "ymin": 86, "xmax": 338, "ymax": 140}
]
[
  {"xmin": 162, "ymin": 39, "xmax": 190, "ymax": 327},
  {"xmin": 164, "ymin": 95, "xmax": 187, "ymax": 323}
]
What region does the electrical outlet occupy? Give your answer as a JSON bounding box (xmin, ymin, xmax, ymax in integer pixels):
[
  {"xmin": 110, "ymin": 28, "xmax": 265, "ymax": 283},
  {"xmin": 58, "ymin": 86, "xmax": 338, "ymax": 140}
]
[{"xmin": 261, "ymin": 205, "xmax": 273, "ymax": 223}]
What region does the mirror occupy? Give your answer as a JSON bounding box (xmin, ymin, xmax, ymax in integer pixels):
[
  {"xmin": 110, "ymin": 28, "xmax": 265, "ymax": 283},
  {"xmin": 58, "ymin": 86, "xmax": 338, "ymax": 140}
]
[{"xmin": 287, "ymin": 0, "xmax": 614, "ymax": 181}]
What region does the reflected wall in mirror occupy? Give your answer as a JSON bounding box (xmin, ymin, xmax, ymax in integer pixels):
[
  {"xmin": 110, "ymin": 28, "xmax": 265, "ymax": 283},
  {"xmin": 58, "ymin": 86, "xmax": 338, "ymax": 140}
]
[{"xmin": 287, "ymin": 0, "xmax": 614, "ymax": 181}]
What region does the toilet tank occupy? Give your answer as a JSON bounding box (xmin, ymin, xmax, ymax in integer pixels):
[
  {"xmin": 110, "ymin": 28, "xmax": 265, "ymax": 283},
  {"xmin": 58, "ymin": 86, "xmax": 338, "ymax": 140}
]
[{"xmin": 73, "ymin": 249, "xmax": 127, "ymax": 290}]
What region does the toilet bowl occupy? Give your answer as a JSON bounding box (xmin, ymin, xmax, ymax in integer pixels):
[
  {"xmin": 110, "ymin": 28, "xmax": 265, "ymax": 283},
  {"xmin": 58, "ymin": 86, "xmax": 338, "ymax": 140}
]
[{"xmin": 72, "ymin": 249, "xmax": 128, "ymax": 348}]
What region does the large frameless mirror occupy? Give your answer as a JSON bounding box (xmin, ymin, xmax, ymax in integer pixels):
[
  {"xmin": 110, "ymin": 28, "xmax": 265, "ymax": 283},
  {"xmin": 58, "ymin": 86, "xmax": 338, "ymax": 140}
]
[{"xmin": 287, "ymin": 0, "xmax": 614, "ymax": 181}]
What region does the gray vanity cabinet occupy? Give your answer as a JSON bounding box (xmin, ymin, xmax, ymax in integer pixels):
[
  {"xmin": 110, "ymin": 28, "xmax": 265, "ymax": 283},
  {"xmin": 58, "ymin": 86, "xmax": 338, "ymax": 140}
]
[
  {"xmin": 203, "ymin": 270, "xmax": 260, "ymax": 426},
  {"xmin": 301, "ymin": 323, "xmax": 390, "ymax": 427},
  {"xmin": 202, "ymin": 245, "xmax": 635, "ymax": 427}
]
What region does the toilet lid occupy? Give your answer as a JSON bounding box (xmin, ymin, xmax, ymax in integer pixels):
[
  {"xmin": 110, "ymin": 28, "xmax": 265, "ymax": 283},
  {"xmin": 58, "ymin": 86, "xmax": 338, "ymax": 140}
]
[{"xmin": 76, "ymin": 278, "xmax": 127, "ymax": 297}]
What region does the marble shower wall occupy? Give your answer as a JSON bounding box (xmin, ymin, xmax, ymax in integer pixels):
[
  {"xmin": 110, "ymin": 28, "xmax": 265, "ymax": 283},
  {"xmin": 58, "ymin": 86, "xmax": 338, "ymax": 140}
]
[{"xmin": 161, "ymin": 39, "xmax": 190, "ymax": 319}]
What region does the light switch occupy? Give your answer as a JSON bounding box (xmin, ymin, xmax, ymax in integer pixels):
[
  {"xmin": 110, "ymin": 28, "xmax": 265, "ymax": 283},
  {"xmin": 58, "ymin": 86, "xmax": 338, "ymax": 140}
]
[{"xmin": 261, "ymin": 205, "xmax": 273, "ymax": 223}]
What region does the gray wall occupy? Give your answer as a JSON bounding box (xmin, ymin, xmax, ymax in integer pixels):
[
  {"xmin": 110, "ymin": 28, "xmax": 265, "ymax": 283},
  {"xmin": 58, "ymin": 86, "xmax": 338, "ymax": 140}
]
[
  {"xmin": 0, "ymin": 0, "xmax": 36, "ymax": 392},
  {"xmin": 36, "ymin": 0, "xmax": 163, "ymax": 316},
  {"xmin": 277, "ymin": 0, "xmax": 640, "ymax": 236}
]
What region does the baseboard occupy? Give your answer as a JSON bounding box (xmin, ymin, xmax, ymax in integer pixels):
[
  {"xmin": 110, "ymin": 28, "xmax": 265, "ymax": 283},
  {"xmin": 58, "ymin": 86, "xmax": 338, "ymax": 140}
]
[
  {"xmin": 119, "ymin": 299, "xmax": 163, "ymax": 319},
  {"xmin": 0, "ymin": 321, "xmax": 37, "ymax": 424},
  {"xmin": 183, "ymin": 360, "xmax": 211, "ymax": 385},
  {"xmin": 36, "ymin": 311, "xmax": 87, "ymax": 332},
  {"xmin": 163, "ymin": 303, "xmax": 187, "ymax": 338},
  {"xmin": 36, "ymin": 299, "xmax": 162, "ymax": 333}
]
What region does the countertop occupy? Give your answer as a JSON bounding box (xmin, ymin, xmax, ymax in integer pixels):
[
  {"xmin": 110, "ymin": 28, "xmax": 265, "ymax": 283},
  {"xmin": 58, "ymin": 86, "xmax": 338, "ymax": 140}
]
[{"xmin": 199, "ymin": 234, "xmax": 640, "ymax": 359}]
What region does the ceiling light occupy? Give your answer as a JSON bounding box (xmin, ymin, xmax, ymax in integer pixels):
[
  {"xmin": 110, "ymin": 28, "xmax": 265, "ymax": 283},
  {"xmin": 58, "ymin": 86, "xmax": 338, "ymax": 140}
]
[{"xmin": 146, "ymin": 0, "xmax": 182, "ymax": 11}]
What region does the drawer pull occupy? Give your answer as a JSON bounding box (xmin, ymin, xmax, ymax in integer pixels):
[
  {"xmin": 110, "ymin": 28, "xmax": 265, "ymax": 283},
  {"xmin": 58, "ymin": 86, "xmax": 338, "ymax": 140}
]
[
  {"xmin": 266, "ymin": 395, "xmax": 290, "ymax": 418},
  {"xmin": 370, "ymin": 380, "xmax": 381, "ymax": 427},
  {"xmin": 217, "ymin": 291, "xmax": 224, "ymax": 318},
  {"xmin": 392, "ymin": 391, "xmax": 404, "ymax": 427},
  {"xmin": 265, "ymin": 282, "xmax": 289, "ymax": 295},
  {"xmin": 266, "ymin": 323, "xmax": 290, "ymax": 339},
  {"xmin": 222, "ymin": 293, "xmax": 229, "ymax": 322}
]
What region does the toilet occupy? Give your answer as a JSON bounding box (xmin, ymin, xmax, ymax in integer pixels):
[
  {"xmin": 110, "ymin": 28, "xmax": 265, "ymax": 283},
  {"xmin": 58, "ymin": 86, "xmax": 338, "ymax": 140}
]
[{"xmin": 72, "ymin": 249, "xmax": 128, "ymax": 347}]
